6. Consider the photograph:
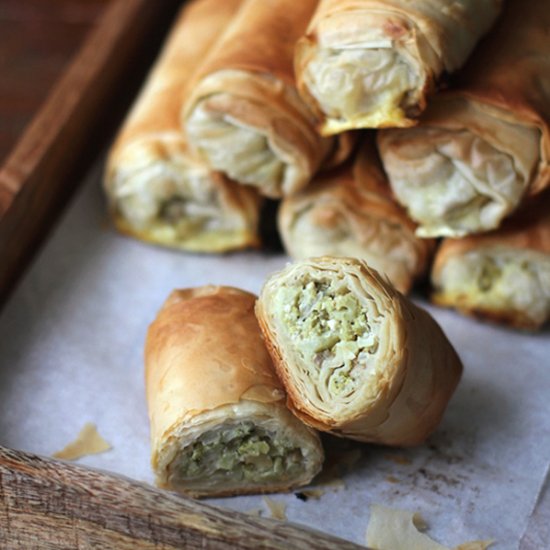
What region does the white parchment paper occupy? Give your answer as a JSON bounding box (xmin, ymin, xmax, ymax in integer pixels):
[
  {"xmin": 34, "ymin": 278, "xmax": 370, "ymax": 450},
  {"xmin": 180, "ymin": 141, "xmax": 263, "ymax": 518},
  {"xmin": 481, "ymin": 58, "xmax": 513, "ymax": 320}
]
[{"xmin": 0, "ymin": 163, "xmax": 549, "ymax": 548}]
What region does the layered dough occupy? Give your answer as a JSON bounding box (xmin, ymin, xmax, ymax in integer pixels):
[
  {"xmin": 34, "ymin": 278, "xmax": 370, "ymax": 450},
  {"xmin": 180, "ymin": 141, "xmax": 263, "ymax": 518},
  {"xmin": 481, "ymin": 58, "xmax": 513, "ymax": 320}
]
[
  {"xmin": 146, "ymin": 286, "xmax": 323, "ymax": 497},
  {"xmin": 378, "ymin": 98, "xmax": 541, "ymax": 238},
  {"xmin": 378, "ymin": 0, "xmax": 550, "ymax": 237},
  {"xmin": 256, "ymin": 257, "xmax": 463, "ymax": 446},
  {"xmin": 183, "ymin": 0, "xmax": 340, "ymax": 198},
  {"xmin": 432, "ymin": 200, "xmax": 550, "ymax": 330},
  {"xmin": 279, "ymin": 140, "xmax": 434, "ymax": 294},
  {"xmin": 295, "ymin": 0, "xmax": 502, "ymax": 133},
  {"xmin": 105, "ymin": 0, "xmax": 260, "ymax": 252}
]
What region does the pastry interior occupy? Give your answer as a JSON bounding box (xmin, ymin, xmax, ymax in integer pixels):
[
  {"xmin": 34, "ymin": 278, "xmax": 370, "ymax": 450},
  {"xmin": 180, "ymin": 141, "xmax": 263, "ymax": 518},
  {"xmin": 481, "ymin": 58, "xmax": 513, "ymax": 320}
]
[
  {"xmin": 110, "ymin": 136, "xmax": 258, "ymax": 251},
  {"xmin": 185, "ymin": 71, "xmax": 321, "ymax": 198},
  {"xmin": 267, "ymin": 266, "xmax": 396, "ymax": 421},
  {"xmin": 433, "ymin": 246, "xmax": 550, "ymax": 328},
  {"xmin": 301, "ymin": 12, "xmax": 427, "ymax": 131},
  {"xmin": 163, "ymin": 402, "xmax": 319, "ymax": 494},
  {"xmin": 379, "ymin": 98, "xmax": 540, "ymax": 237}
]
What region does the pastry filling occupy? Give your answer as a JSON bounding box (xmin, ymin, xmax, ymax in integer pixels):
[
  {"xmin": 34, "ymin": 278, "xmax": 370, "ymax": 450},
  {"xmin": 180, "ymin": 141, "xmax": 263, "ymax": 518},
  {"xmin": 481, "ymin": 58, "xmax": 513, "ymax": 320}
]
[
  {"xmin": 304, "ymin": 46, "xmax": 419, "ymax": 129},
  {"xmin": 118, "ymin": 164, "xmax": 222, "ymax": 232},
  {"xmin": 186, "ymin": 96, "xmax": 295, "ymax": 198},
  {"xmin": 169, "ymin": 421, "xmax": 306, "ymax": 486},
  {"xmin": 380, "ymin": 102, "xmax": 540, "ymax": 237},
  {"xmin": 112, "ymin": 140, "xmax": 250, "ymax": 249},
  {"xmin": 275, "ymin": 278, "xmax": 380, "ymax": 400},
  {"xmin": 436, "ymin": 248, "xmax": 550, "ymax": 326},
  {"xmin": 288, "ymin": 204, "xmax": 420, "ymax": 292}
]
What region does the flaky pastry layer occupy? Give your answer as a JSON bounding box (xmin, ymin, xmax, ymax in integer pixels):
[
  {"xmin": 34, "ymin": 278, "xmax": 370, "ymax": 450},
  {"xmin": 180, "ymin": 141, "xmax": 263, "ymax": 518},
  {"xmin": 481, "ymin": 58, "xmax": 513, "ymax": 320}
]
[
  {"xmin": 146, "ymin": 286, "xmax": 323, "ymax": 497},
  {"xmin": 279, "ymin": 140, "xmax": 434, "ymax": 293},
  {"xmin": 183, "ymin": 0, "xmax": 336, "ymax": 198},
  {"xmin": 105, "ymin": 0, "xmax": 260, "ymax": 252},
  {"xmin": 256, "ymin": 257, "xmax": 463, "ymax": 446},
  {"xmin": 295, "ymin": 0, "xmax": 502, "ymax": 133}
]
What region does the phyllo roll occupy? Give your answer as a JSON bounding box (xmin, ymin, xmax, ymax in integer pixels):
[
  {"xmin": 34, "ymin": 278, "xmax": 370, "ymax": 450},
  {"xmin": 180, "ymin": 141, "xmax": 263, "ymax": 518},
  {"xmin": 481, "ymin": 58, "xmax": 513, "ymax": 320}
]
[
  {"xmin": 105, "ymin": 0, "xmax": 261, "ymax": 253},
  {"xmin": 432, "ymin": 198, "xmax": 550, "ymax": 330},
  {"xmin": 145, "ymin": 286, "xmax": 323, "ymax": 497},
  {"xmin": 279, "ymin": 139, "xmax": 434, "ymax": 294},
  {"xmin": 295, "ymin": 0, "xmax": 502, "ymax": 134},
  {"xmin": 256, "ymin": 258, "xmax": 463, "ymax": 446},
  {"xmin": 182, "ymin": 0, "xmax": 340, "ymax": 198},
  {"xmin": 378, "ymin": 0, "xmax": 550, "ymax": 238}
]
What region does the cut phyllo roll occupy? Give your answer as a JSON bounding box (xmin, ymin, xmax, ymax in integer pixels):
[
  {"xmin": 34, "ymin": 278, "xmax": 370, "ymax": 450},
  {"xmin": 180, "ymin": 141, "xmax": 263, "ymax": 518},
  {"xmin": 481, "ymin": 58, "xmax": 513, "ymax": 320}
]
[
  {"xmin": 378, "ymin": 0, "xmax": 550, "ymax": 238},
  {"xmin": 278, "ymin": 139, "xmax": 434, "ymax": 294},
  {"xmin": 432, "ymin": 198, "xmax": 550, "ymax": 330},
  {"xmin": 105, "ymin": 0, "xmax": 260, "ymax": 252},
  {"xmin": 295, "ymin": 0, "xmax": 502, "ymax": 134},
  {"xmin": 182, "ymin": 0, "xmax": 346, "ymax": 199},
  {"xmin": 256, "ymin": 257, "xmax": 463, "ymax": 446},
  {"xmin": 145, "ymin": 286, "xmax": 323, "ymax": 497}
]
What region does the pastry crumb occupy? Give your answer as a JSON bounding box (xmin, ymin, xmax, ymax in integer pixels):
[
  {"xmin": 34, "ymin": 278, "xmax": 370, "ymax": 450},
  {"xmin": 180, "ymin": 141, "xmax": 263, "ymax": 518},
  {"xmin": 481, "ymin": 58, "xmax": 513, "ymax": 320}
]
[
  {"xmin": 262, "ymin": 496, "xmax": 287, "ymax": 520},
  {"xmin": 52, "ymin": 422, "xmax": 111, "ymax": 461},
  {"xmin": 365, "ymin": 504, "xmax": 494, "ymax": 550}
]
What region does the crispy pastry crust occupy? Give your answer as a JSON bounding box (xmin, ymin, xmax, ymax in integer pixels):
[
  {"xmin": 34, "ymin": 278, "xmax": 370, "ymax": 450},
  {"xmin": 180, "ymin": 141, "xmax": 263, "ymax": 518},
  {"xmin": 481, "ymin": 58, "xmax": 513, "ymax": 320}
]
[
  {"xmin": 295, "ymin": 0, "xmax": 502, "ymax": 133},
  {"xmin": 450, "ymin": 0, "xmax": 550, "ymax": 196},
  {"xmin": 432, "ymin": 196, "xmax": 550, "ymax": 330},
  {"xmin": 145, "ymin": 286, "xmax": 323, "ymax": 497},
  {"xmin": 182, "ymin": 0, "xmax": 346, "ymax": 197},
  {"xmin": 279, "ymin": 139, "xmax": 435, "ymax": 293},
  {"xmin": 256, "ymin": 258, "xmax": 463, "ymax": 446},
  {"xmin": 378, "ymin": 0, "xmax": 550, "ymax": 236},
  {"xmin": 105, "ymin": 0, "xmax": 260, "ymax": 252}
]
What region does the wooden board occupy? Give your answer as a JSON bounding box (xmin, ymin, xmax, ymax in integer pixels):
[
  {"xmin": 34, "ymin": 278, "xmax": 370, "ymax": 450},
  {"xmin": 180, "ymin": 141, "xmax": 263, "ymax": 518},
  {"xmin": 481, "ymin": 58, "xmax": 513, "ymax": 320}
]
[
  {"xmin": 0, "ymin": 0, "xmax": 108, "ymax": 165},
  {"xmin": 0, "ymin": 0, "xmax": 180, "ymax": 307},
  {"xmin": 0, "ymin": 446, "xmax": 364, "ymax": 549}
]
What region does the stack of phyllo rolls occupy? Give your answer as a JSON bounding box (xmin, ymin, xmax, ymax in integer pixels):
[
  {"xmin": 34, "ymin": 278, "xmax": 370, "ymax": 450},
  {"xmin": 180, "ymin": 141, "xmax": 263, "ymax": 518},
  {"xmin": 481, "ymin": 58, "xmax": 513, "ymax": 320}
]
[
  {"xmin": 109, "ymin": 0, "xmax": 549, "ymax": 499},
  {"xmin": 106, "ymin": 0, "xmax": 549, "ymax": 325},
  {"xmin": 106, "ymin": 0, "xmax": 550, "ymax": 331},
  {"xmin": 146, "ymin": 264, "xmax": 463, "ymax": 497}
]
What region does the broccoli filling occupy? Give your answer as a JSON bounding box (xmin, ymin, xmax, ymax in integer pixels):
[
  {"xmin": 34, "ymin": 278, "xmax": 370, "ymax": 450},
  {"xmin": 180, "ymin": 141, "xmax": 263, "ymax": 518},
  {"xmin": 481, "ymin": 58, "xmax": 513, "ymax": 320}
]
[
  {"xmin": 476, "ymin": 257, "xmax": 502, "ymax": 292},
  {"xmin": 157, "ymin": 196, "xmax": 222, "ymax": 234},
  {"xmin": 117, "ymin": 161, "xmax": 226, "ymax": 235},
  {"xmin": 438, "ymin": 249, "xmax": 550, "ymax": 324},
  {"xmin": 173, "ymin": 422, "xmax": 305, "ymax": 484},
  {"xmin": 276, "ymin": 279, "xmax": 379, "ymax": 397}
]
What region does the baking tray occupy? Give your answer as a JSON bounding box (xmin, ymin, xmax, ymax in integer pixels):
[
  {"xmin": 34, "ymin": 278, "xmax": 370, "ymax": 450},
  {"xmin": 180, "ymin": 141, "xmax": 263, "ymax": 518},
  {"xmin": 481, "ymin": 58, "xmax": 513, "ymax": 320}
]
[{"xmin": 0, "ymin": 1, "xmax": 549, "ymax": 548}]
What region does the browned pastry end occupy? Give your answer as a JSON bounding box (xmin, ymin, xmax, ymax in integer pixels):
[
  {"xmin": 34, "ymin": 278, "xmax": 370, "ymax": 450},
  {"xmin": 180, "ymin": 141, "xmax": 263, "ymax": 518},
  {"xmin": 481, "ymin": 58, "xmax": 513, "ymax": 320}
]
[
  {"xmin": 432, "ymin": 197, "xmax": 550, "ymax": 330},
  {"xmin": 105, "ymin": 0, "xmax": 260, "ymax": 253},
  {"xmin": 279, "ymin": 138, "xmax": 435, "ymax": 294},
  {"xmin": 146, "ymin": 286, "xmax": 323, "ymax": 497},
  {"xmin": 256, "ymin": 257, "xmax": 463, "ymax": 446}
]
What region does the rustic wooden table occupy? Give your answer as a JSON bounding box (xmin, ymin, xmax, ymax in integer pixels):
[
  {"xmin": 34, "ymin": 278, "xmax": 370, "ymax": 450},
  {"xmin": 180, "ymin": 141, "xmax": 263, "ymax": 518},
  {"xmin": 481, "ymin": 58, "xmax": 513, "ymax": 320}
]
[{"xmin": 0, "ymin": 0, "xmax": 107, "ymax": 165}]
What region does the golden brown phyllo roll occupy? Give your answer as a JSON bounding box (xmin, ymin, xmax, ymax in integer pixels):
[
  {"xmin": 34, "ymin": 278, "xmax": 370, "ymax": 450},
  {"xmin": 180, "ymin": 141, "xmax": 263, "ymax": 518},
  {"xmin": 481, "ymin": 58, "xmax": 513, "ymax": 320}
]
[
  {"xmin": 256, "ymin": 257, "xmax": 463, "ymax": 446},
  {"xmin": 295, "ymin": 0, "xmax": 502, "ymax": 134},
  {"xmin": 278, "ymin": 140, "xmax": 434, "ymax": 294},
  {"xmin": 105, "ymin": 0, "xmax": 260, "ymax": 253},
  {"xmin": 432, "ymin": 198, "xmax": 550, "ymax": 330},
  {"xmin": 182, "ymin": 0, "xmax": 340, "ymax": 198},
  {"xmin": 378, "ymin": 0, "xmax": 550, "ymax": 238},
  {"xmin": 145, "ymin": 286, "xmax": 323, "ymax": 497}
]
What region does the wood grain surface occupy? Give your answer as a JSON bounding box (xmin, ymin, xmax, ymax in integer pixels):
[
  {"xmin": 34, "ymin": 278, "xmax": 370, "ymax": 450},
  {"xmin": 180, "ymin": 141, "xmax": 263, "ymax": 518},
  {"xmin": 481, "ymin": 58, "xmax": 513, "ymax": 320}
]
[
  {"xmin": 0, "ymin": 446, "xmax": 365, "ymax": 550},
  {"xmin": 0, "ymin": 0, "xmax": 180, "ymax": 308},
  {"xmin": 0, "ymin": 0, "xmax": 108, "ymax": 165}
]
